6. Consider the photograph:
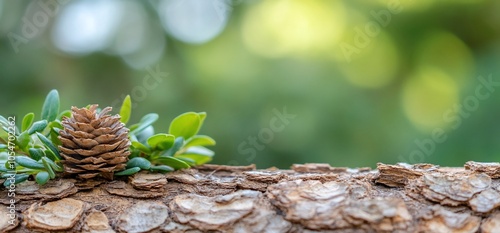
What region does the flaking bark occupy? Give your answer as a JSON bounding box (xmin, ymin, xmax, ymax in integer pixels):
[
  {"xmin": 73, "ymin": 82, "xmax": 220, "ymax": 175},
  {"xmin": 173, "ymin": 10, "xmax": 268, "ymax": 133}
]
[{"xmin": 1, "ymin": 162, "xmax": 500, "ymax": 232}]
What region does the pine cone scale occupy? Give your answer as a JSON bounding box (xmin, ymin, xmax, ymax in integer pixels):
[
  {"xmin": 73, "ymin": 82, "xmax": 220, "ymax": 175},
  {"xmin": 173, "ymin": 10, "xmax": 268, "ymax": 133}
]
[{"xmin": 72, "ymin": 138, "xmax": 99, "ymax": 148}]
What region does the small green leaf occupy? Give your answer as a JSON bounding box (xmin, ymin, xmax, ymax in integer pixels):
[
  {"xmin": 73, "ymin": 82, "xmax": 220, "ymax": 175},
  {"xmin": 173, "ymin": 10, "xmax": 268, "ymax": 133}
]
[
  {"xmin": 28, "ymin": 120, "xmax": 48, "ymax": 134},
  {"xmin": 29, "ymin": 148, "xmax": 44, "ymax": 161},
  {"xmin": 4, "ymin": 174, "xmax": 30, "ymax": 187},
  {"xmin": 42, "ymin": 157, "xmax": 63, "ymax": 172},
  {"xmin": 48, "ymin": 120, "xmax": 62, "ymax": 130},
  {"xmin": 35, "ymin": 171, "xmax": 50, "ymax": 185},
  {"xmin": 44, "ymin": 149, "xmax": 58, "ymax": 161},
  {"xmin": 176, "ymin": 154, "xmax": 212, "ymax": 165},
  {"xmin": 198, "ymin": 112, "xmax": 207, "ymax": 126},
  {"xmin": 50, "ymin": 127, "xmax": 61, "ymax": 146},
  {"xmin": 169, "ymin": 112, "xmax": 200, "ymax": 140},
  {"xmin": 161, "ymin": 137, "xmax": 184, "ymax": 157},
  {"xmin": 183, "ymin": 146, "xmax": 215, "ymax": 157},
  {"xmin": 126, "ymin": 157, "xmax": 151, "ymax": 170},
  {"xmin": 129, "ymin": 149, "xmax": 141, "ymax": 159},
  {"xmin": 135, "ymin": 126, "xmax": 154, "ymax": 144},
  {"xmin": 41, "ymin": 89, "xmax": 60, "ymax": 122},
  {"xmin": 120, "ymin": 95, "xmax": 132, "ymax": 124},
  {"xmin": 130, "ymin": 113, "xmax": 159, "ymax": 135},
  {"xmin": 21, "ymin": 113, "xmax": 35, "ymax": 132},
  {"xmin": 115, "ymin": 167, "xmax": 141, "ymax": 176},
  {"xmin": 131, "ymin": 141, "xmax": 151, "ymax": 153},
  {"xmin": 147, "ymin": 134, "xmax": 175, "ymax": 150},
  {"xmin": 15, "ymin": 156, "xmax": 45, "ymax": 170},
  {"xmin": 16, "ymin": 131, "xmax": 30, "ymax": 149},
  {"xmin": 149, "ymin": 165, "xmax": 174, "ymax": 173},
  {"xmin": 57, "ymin": 110, "xmax": 72, "ymax": 120},
  {"xmin": 42, "ymin": 158, "xmax": 56, "ymax": 179},
  {"xmin": 36, "ymin": 132, "xmax": 61, "ymax": 160},
  {"xmin": 174, "ymin": 156, "xmax": 196, "ymax": 165},
  {"xmin": 176, "ymin": 146, "xmax": 214, "ymax": 165},
  {"xmin": 156, "ymin": 156, "xmax": 190, "ymax": 170},
  {"xmin": 0, "ymin": 144, "xmax": 6, "ymax": 149},
  {"xmin": 184, "ymin": 135, "xmax": 216, "ymax": 148}
]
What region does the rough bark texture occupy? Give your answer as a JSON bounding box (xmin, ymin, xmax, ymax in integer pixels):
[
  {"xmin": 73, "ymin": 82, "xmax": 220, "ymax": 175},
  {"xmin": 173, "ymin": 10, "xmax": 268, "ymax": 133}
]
[{"xmin": 2, "ymin": 162, "xmax": 500, "ymax": 232}]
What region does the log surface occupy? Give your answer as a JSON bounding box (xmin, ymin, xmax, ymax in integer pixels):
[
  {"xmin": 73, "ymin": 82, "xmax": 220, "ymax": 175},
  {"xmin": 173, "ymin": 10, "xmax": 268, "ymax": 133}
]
[{"xmin": 1, "ymin": 162, "xmax": 500, "ymax": 232}]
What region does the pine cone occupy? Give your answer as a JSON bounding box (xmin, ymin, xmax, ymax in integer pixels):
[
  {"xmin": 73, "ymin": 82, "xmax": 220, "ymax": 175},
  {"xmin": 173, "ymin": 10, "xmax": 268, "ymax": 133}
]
[{"xmin": 58, "ymin": 105, "xmax": 130, "ymax": 179}]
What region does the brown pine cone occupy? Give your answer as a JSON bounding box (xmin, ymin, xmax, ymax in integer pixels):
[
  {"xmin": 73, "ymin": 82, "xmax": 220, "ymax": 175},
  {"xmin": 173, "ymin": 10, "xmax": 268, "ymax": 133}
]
[{"xmin": 58, "ymin": 105, "xmax": 130, "ymax": 179}]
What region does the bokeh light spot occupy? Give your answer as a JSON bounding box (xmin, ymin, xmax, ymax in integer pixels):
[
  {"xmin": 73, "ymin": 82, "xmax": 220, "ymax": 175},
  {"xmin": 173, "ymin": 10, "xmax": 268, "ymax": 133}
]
[
  {"xmin": 51, "ymin": 0, "xmax": 122, "ymax": 55},
  {"xmin": 158, "ymin": 0, "xmax": 229, "ymax": 44},
  {"xmin": 340, "ymin": 34, "xmax": 400, "ymax": 88},
  {"xmin": 416, "ymin": 31, "xmax": 474, "ymax": 86},
  {"xmin": 403, "ymin": 67, "xmax": 459, "ymax": 132},
  {"xmin": 242, "ymin": 0, "xmax": 345, "ymax": 58}
]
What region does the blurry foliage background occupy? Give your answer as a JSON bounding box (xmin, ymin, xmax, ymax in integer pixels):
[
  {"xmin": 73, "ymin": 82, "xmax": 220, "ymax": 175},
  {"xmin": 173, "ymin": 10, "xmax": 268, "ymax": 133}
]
[{"xmin": 0, "ymin": 0, "xmax": 499, "ymax": 168}]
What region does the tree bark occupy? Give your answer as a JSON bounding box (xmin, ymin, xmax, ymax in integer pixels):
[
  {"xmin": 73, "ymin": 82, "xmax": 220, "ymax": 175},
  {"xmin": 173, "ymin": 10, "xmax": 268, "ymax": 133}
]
[{"xmin": 1, "ymin": 162, "xmax": 500, "ymax": 233}]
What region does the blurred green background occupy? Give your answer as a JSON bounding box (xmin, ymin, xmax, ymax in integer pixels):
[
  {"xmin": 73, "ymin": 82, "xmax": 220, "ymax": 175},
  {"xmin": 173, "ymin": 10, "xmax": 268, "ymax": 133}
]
[{"xmin": 1, "ymin": 0, "xmax": 499, "ymax": 168}]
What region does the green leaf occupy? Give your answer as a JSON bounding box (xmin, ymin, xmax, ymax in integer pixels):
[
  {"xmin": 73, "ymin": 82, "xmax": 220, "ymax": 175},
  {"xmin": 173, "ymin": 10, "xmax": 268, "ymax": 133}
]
[
  {"xmin": 36, "ymin": 132, "xmax": 61, "ymax": 160},
  {"xmin": 16, "ymin": 131, "xmax": 30, "ymax": 149},
  {"xmin": 115, "ymin": 167, "xmax": 141, "ymax": 176},
  {"xmin": 126, "ymin": 157, "xmax": 151, "ymax": 170},
  {"xmin": 28, "ymin": 120, "xmax": 48, "ymax": 134},
  {"xmin": 130, "ymin": 113, "xmax": 159, "ymax": 135},
  {"xmin": 175, "ymin": 154, "xmax": 212, "ymax": 165},
  {"xmin": 48, "ymin": 120, "xmax": 62, "ymax": 130},
  {"xmin": 149, "ymin": 165, "xmax": 174, "ymax": 173},
  {"xmin": 156, "ymin": 156, "xmax": 190, "ymax": 169},
  {"xmin": 44, "ymin": 149, "xmax": 58, "ymax": 161},
  {"xmin": 50, "ymin": 127, "xmax": 61, "ymax": 146},
  {"xmin": 120, "ymin": 95, "xmax": 132, "ymax": 124},
  {"xmin": 57, "ymin": 110, "xmax": 72, "ymax": 120},
  {"xmin": 174, "ymin": 156, "xmax": 196, "ymax": 165},
  {"xmin": 169, "ymin": 112, "xmax": 201, "ymax": 140},
  {"xmin": 15, "ymin": 156, "xmax": 45, "ymax": 170},
  {"xmin": 3, "ymin": 174, "xmax": 30, "ymax": 187},
  {"xmin": 176, "ymin": 146, "xmax": 214, "ymax": 165},
  {"xmin": 131, "ymin": 141, "xmax": 151, "ymax": 153},
  {"xmin": 184, "ymin": 135, "xmax": 216, "ymax": 148},
  {"xmin": 42, "ymin": 158, "xmax": 56, "ymax": 179},
  {"xmin": 21, "ymin": 113, "xmax": 35, "ymax": 132},
  {"xmin": 35, "ymin": 171, "xmax": 50, "ymax": 185},
  {"xmin": 135, "ymin": 126, "xmax": 154, "ymax": 144},
  {"xmin": 183, "ymin": 146, "xmax": 215, "ymax": 157},
  {"xmin": 147, "ymin": 134, "xmax": 175, "ymax": 150},
  {"xmin": 41, "ymin": 89, "xmax": 60, "ymax": 122},
  {"xmin": 129, "ymin": 149, "xmax": 141, "ymax": 159},
  {"xmin": 42, "ymin": 157, "xmax": 63, "ymax": 172},
  {"xmin": 29, "ymin": 148, "xmax": 45, "ymax": 161},
  {"xmin": 161, "ymin": 137, "xmax": 184, "ymax": 157},
  {"xmin": 198, "ymin": 112, "xmax": 207, "ymax": 126},
  {"xmin": 0, "ymin": 144, "xmax": 6, "ymax": 150}
]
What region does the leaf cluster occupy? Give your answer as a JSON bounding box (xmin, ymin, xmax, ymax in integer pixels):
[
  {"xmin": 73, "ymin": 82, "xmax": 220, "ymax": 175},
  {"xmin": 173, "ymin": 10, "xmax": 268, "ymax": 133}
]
[
  {"xmin": 0, "ymin": 90, "xmax": 66, "ymax": 186},
  {"xmin": 116, "ymin": 96, "xmax": 216, "ymax": 176}
]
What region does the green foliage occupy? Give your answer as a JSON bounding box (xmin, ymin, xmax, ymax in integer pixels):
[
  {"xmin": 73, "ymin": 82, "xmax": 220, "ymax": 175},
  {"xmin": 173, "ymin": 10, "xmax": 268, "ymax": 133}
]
[
  {"xmin": 119, "ymin": 95, "xmax": 132, "ymax": 124},
  {"xmin": 41, "ymin": 89, "xmax": 60, "ymax": 122},
  {"xmin": 0, "ymin": 90, "xmax": 65, "ymax": 187},
  {"xmin": 122, "ymin": 96, "xmax": 215, "ymax": 175},
  {"xmin": 0, "ymin": 90, "xmax": 216, "ymax": 187}
]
